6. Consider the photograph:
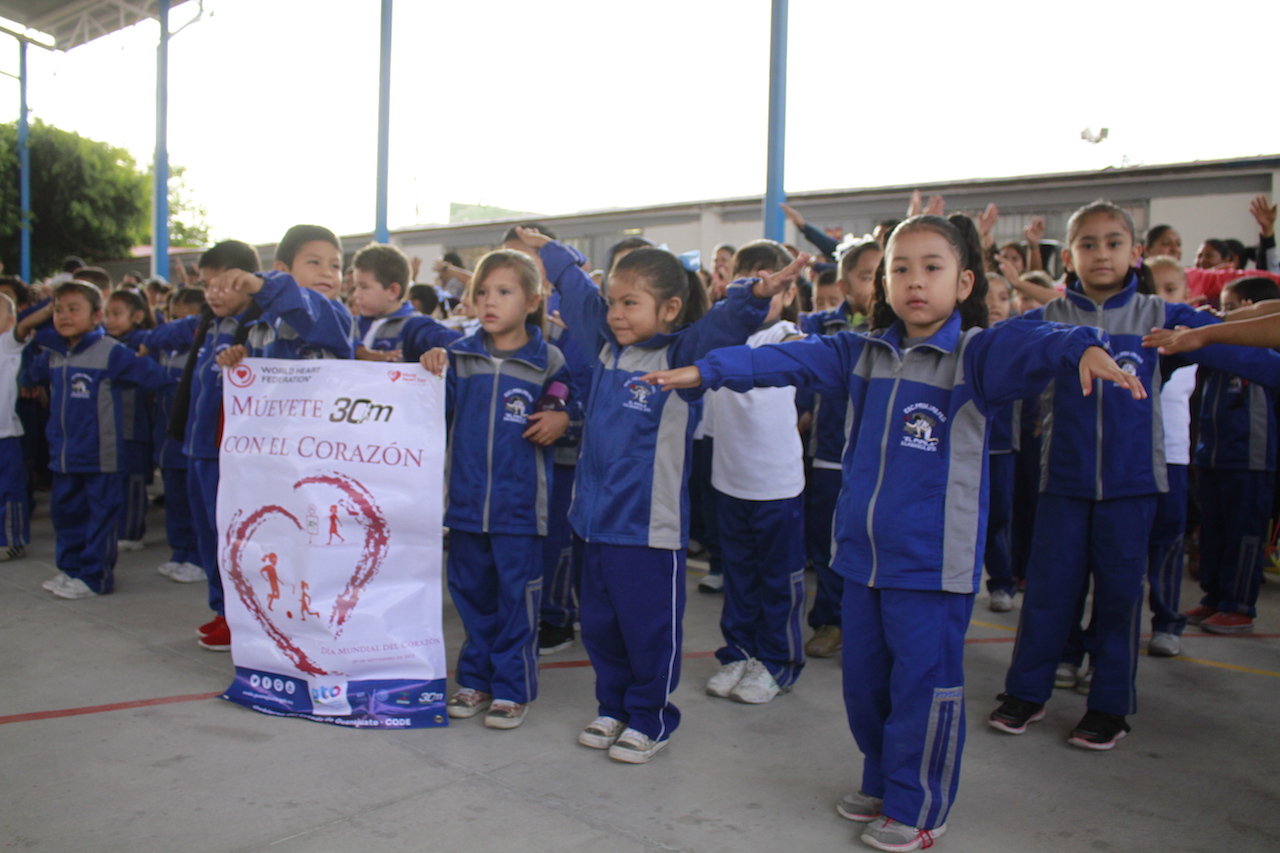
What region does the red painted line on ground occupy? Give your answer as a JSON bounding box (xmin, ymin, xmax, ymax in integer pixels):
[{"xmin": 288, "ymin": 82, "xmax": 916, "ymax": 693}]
[
  {"xmin": 7, "ymin": 633, "xmax": 1274, "ymax": 725},
  {"xmin": 0, "ymin": 691, "xmax": 222, "ymax": 726}
]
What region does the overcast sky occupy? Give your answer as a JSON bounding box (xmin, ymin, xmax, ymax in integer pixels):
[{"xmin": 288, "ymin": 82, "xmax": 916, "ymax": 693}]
[{"xmin": 1, "ymin": 0, "xmax": 1276, "ymax": 246}]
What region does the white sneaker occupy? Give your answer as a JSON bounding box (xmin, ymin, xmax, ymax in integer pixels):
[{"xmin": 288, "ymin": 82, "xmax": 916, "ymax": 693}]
[
  {"xmin": 706, "ymin": 659, "xmax": 749, "ymax": 698},
  {"xmin": 729, "ymin": 659, "xmax": 781, "ymax": 704},
  {"xmin": 1148, "ymin": 631, "xmax": 1180, "ymax": 657},
  {"xmin": 1054, "ymin": 662, "xmax": 1079, "ymax": 689},
  {"xmin": 0, "ymin": 545, "xmax": 25, "ymax": 562},
  {"xmin": 607, "ymin": 727, "xmax": 668, "ymax": 764},
  {"xmin": 697, "ymin": 573, "xmax": 723, "ymax": 593},
  {"xmin": 117, "ymin": 539, "xmax": 145, "ymax": 552},
  {"xmin": 52, "ymin": 577, "xmax": 100, "ymax": 599},
  {"xmin": 578, "ymin": 715, "xmax": 626, "ymax": 749},
  {"xmin": 989, "ymin": 589, "xmax": 1015, "ymax": 612},
  {"xmin": 42, "ymin": 572, "xmax": 70, "ymax": 591},
  {"xmin": 157, "ymin": 561, "xmax": 180, "ymax": 578},
  {"xmin": 166, "ymin": 562, "xmax": 206, "ymax": 583}
]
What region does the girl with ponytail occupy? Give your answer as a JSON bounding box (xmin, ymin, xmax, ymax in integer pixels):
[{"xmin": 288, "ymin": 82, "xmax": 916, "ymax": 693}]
[{"xmin": 643, "ymin": 212, "xmax": 1141, "ymax": 851}]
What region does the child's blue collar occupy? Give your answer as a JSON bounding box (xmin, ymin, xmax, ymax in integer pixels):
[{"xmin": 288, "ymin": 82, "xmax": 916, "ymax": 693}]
[{"xmin": 1065, "ymin": 270, "xmax": 1140, "ymax": 311}]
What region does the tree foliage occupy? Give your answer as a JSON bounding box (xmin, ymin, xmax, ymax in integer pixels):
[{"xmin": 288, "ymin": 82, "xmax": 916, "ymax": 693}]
[
  {"xmin": 0, "ymin": 119, "xmax": 150, "ymax": 279},
  {"xmin": 146, "ymin": 163, "xmax": 211, "ymax": 249}
]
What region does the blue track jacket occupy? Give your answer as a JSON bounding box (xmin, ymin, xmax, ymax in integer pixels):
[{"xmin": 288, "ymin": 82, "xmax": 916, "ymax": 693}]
[
  {"xmin": 540, "ymin": 239, "xmax": 771, "ymax": 550},
  {"xmin": 443, "ymin": 325, "xmax": 572, "ymax": 537},
  {"xmin": 696, "ymin": 311, "xmax": 1106, "ymax": 593},
  {"xmin": 21, "ymin": 329, "xmax": 175, "ymax": 473},
  {"xmin": 1027, "ymin": 273, "xmax": 1280, "ymax": 498}
]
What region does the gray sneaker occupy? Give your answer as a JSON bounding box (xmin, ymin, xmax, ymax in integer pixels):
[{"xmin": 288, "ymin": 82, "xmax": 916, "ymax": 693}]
[
  {"xmin": 1054, "ymin": 662, "xmax": 1078, "ymax": 689},
  {"xmin": 1148, "ymin": 631, "xmax": 1181, "ymax": 657},
  {"xmin": 861, "ymin": 817, "xmax": 947, "ymax": 852},
  {"xmin": 836, "ymin": 790, "xmax": 883, "ymax": 822}
]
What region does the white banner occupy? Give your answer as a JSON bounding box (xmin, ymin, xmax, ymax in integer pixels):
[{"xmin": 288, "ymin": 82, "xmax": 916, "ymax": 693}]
[{"xmin": 216, "ymin": 358, "xmax": 448, "ymax": 728}]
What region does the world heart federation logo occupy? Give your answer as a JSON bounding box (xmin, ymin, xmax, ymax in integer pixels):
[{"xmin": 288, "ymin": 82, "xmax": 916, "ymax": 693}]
[
  {"xmin": 226, "ymin": 363, "xmax": 255, "ymax": 388},
  {"xmin": 387, "ymin": 370, "xmax": 401, "ymax": 382},
  {"xmin": 223, "ymin": 471, "xmax": 389, "ymax": 676}
]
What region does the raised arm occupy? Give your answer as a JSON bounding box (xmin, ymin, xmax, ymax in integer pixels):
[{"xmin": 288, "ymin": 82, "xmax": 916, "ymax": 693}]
[
  {"xmin": 965, "ymin": 319, "xmax": 1137, "ymax": 411},
  {"xmin": 527, "ymin": 230, "xmax": 610, "ymax": 350},
  {"xmin": 251, "ymin": 271, "xmax": 354, "ymax": 358}
]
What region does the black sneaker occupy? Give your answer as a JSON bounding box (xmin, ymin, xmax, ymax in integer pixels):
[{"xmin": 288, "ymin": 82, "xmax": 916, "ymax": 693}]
[
  {"xmin": 1068, "ymin": 709, "xmax": 1130, "ymax": 750},
  {"xmin": 538, "ymin": 622, "xmax": 574, "ymax": 656},
  {"xmin": 988, "ymin": 693, "xmax": 1046, "ymax": 734}
]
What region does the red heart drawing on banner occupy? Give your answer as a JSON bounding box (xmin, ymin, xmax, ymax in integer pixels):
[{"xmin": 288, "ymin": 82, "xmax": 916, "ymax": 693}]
[
  {"xmin": 387, "ymin": 370, "xmax": 401, "ymax": 382},
  {"xmin": 223, "ymin": 470, "xmax": 390, "ymax": 676}
]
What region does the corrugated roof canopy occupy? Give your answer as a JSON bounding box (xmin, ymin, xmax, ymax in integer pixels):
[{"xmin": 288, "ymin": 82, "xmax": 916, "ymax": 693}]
[{"xmin": 0, "ymin": 0, "xmax": 163, "ymax": 50}]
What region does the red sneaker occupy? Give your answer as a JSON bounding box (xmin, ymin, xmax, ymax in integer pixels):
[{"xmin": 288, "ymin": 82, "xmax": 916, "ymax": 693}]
[
  {"xmin": 1200, "ymin": 612, "xmax": 1254, "ymax": 635},
  {"xmin": 1183, "ymin": 605, "xmax": 1218, "ymax": 626},
  {"xmin": 198, "ymin": 620, "xmax": 232, "ymax": 651},
  {"xmin": 196, "ymin": 615, "xmax": 224, "ymax": 637}
]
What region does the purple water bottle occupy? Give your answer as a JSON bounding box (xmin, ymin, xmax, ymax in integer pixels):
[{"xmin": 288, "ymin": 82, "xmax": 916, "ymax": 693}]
[{"xmin": 533, "ymin": 381, "xmax": 569, "ymax": 413}]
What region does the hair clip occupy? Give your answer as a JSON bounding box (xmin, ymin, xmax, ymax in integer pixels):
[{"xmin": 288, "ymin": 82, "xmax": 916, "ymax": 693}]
[{"xmin": 678, "ymin": 250, "xmax": 702, "ymax": 273}]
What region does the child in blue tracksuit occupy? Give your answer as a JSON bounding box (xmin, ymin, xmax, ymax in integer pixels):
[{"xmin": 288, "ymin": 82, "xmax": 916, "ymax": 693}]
[
  {"xmin": 647, "ymin": 214, "xmax": 1137, "ymax": 852},
  {"xmin": 348, "ymin": 242, "xmax": 462, "ymax": 363},
  {"xmin": 799, "ymin": 238, "xmax": 883, "ymax": 657},
  {"xmin": 103, "ymin": 289, "xmax": 157, "ymax": 551},
  {"xmin": 993, "ymin": 202, "xmax": 1280, "ymax": 752},
  {"xmin": 1187, "ymin": 276, "xmax": 1280, "ymax": 635},
  {"xmin": 20, "ymin": 282, "xmax": 175, "ymax": 599},
  {"xmin": 152, "ymin": 239, "xmax": 353, "ymax": 651},
  {"xmin": 703, "ymin": 240, "xmax": 809, "ymax": 706},
  {"xmin": 419, "ymin": 249, "xmax": 573, "ymax": 730},
  {"xmin": 538, "ymin": 286, "xmax": 594, "ymax": 654},
  {"xmin": 524, "ymin": 226, "xmax": 794, "ymax": 764},
  {"xmin": 1, "ymin": 293, "xmax": 30, "ymax": 562},
  {"xmin": 149, "ymin": 287, "xmax": 207, "ymax": 584}
]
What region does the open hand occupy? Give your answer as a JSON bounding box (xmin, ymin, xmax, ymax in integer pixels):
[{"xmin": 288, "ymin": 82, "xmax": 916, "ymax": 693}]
[
  {"xmin": 1249, "ymin": 194, "xmax": 1277, "ymax": 238},
  {"xmin": 1078, "ymin": 346, "xmax": 1146, "ymax": 399},
  {"xmin": 1142, "ymin": 325, "xmax": 1203, "ymax": 355},
  {"xmin": 514, "ymin": 226, "xmax": 552, "ymax": 249},
  {"xmin": 749, "ymin": 252, "xmax": 811, "ymax": 299},
  {"xmin": 642, "ymin": 365, "xmax": 703, "ymax": 390}
]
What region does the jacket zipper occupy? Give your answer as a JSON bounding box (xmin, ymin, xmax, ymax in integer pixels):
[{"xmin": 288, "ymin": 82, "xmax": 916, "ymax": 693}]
[
  {"xmin": 59, "ymin": 355, "xmax": 69, "ymax": 470},
  {"xmin": 865, "ymin": 347, "xmax": 904, "ymax": 588},
  {"xmin": 482, "ymin": 358, "xmax": 503, "ymax": 532}
]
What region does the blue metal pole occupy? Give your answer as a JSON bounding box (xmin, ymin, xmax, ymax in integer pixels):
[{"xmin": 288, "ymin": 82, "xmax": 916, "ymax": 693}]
[
  {"xmin": 762, "ymin": 0, "xmax": 788, "ymax": 242},
  {"xmin": 18, "ymin": 37, "xmax": 30, "ymax": 283},
  {"xmin": 152, "ymin": 0, "xmax": 169, "ymax": 280},
  {"xmin": 374, "ymin": 0, "xmax": 392, "ymax": 243}
]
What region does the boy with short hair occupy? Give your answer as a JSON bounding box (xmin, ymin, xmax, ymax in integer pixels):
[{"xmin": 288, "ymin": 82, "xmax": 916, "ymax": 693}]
[
  {"xmin": 19, "ymin": 282, "xmax": 174, "ymax": 598},
  {"xmin": 266, "ymin": 225, "xmax": 354, "ymax": 360},
  {"xmin": 0, "ymin": 292, "xmax": 29, "ymax": 561},
  {"xmin": 151, "ymin": 237, "xmax": 352, "ymax": 648},
  {"xmin": 349, "ymin": 242, "xmax": 460, "ymax": 363}
]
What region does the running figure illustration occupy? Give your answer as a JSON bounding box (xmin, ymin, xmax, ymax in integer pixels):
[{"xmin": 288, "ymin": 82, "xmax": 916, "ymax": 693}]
[
  {"xmin": 260, "ymin": 553, "xmax": 281, "ymax": 611},
  {"xmin": 299, "ymin": 580, "xmax": 322, "ymax": 621}
]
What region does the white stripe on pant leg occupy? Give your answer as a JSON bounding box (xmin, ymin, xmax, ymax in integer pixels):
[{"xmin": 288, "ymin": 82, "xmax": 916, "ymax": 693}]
[
  {"xmin": 937, "ymin": 691, "xmax": 962, "ymax": 826},
  {"xmin": 656, "ymin": 551, "xmax": 678, "ymax": 743},
  {"xmin": 523, "ymin": 578, "xmax": 541, "ymax": 701},
  {"xmin": 918, "ymin": 687, "xmax": 963, "ymax": 829}
]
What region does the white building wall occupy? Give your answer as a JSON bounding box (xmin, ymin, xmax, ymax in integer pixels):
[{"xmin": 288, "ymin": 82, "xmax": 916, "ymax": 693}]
[{"xmin": 1148, "ymin": 192, "xmax": 1260, "ymax": 260}]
